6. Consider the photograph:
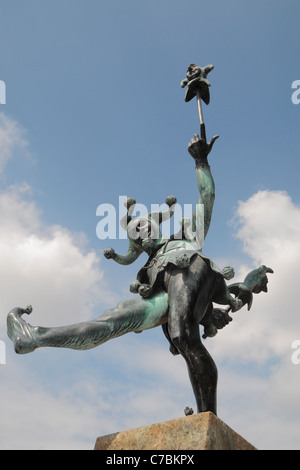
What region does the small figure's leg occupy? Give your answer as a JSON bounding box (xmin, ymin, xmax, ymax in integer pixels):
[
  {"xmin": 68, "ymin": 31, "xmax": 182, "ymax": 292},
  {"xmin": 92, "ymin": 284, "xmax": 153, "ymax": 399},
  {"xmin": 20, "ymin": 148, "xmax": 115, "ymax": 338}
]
[{"xmin": 7, "ymin": 293, "xmax": 168, "ymax": 354}]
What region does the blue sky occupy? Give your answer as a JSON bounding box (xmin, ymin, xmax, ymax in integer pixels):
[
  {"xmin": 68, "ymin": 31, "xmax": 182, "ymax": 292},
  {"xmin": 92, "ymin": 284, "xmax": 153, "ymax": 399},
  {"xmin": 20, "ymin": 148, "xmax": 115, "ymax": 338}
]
[{"xmin": 0, "ymin": 0, "xmax": 300, "ymax": 450}]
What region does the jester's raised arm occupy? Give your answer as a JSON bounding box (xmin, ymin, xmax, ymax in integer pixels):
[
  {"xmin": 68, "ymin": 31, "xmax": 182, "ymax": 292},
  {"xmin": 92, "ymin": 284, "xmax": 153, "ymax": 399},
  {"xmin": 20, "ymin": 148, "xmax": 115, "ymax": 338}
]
[{"xmin": 189, "ymin": 124, "xmax": 219, "ymax": 241}]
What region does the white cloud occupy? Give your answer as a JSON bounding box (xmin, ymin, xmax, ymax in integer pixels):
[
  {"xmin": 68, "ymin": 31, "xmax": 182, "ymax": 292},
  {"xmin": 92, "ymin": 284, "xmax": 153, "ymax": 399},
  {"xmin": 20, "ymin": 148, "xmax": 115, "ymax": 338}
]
[
  {"xmin": 0, "ymin": 113, "xmax": 123, "ymax": 449},
  {"xmin": 234, "ymin": 189, "xmax": 300, "ymax": 265},
  {"xmin": 0, "ymin": 183, "xmax": 116, "ymax": 329},
  {"xmin": 204, "ymin": 189, "xmax": 300, "ymax": 449},
  {"xmin": 206, "ymin": 190, "xmax": 300, "ymax": 363}
]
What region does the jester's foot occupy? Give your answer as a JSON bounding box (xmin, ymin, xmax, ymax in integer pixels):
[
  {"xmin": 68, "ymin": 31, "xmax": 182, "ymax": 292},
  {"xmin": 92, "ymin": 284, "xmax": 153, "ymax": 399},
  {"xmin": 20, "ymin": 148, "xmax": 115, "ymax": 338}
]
[
  {"xmin": 230, "ymin": 297, "xmax": 243, "ymax": 313},
  {"xmin": 7, "ymin": 306, "xmax": 37, "ymax": 354},
  {"xmin": 203, "ymin": 323, "xmax": 218, "ymax": 338},
  {"xmin": 129, "ymin": 281, "xmax": 153, "ymax": 298},
  {"xmin": 138, "ymin": 284, "xmax": 152, "ymax": 299}
]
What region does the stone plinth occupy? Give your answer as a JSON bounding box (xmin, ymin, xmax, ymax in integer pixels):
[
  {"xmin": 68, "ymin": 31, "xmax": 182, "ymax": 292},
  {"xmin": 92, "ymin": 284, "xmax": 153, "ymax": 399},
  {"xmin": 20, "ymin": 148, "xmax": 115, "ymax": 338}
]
[{"xmin": 94, "ymin": 411, "xmax": 256, "ymax": 450}]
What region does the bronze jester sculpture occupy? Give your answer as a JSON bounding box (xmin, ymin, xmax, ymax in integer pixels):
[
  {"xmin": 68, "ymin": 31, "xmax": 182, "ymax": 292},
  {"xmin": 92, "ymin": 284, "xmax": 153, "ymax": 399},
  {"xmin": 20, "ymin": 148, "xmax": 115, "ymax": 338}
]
[{"xmin": 7, "ymin": 63, "xmax": 273, "ymax": 416}]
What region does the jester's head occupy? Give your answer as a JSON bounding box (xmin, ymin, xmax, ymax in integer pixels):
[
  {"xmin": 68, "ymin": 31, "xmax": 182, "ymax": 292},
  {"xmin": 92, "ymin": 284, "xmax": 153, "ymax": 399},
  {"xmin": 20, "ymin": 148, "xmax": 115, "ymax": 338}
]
[
  {"xmin": 104, "ymin": 196, "xmax": 177, "ymax": 265},
  {"xmin": 124, "ymin": 195, "xmax": 177, "ymax": 254}
]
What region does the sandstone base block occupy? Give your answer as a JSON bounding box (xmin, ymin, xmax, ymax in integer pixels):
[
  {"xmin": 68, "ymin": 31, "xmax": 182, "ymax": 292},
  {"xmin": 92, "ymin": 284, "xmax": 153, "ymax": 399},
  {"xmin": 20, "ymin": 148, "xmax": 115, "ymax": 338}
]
[{"xmin": 94, "ymin": 411, "xmax": 256, "ymax": 450}]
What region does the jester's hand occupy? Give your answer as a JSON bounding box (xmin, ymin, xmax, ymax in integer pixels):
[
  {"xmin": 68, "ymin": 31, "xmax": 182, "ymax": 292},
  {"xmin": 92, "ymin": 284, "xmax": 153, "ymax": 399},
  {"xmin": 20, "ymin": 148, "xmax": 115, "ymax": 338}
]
[{"xmin": 188, "ymin": 127, "xmax": 219, "ymax": 165}]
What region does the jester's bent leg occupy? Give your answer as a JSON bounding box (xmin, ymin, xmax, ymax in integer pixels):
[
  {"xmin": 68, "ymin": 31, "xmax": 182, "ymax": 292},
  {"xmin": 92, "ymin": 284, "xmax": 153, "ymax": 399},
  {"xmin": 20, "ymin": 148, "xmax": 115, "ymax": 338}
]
[
  {"xmin": 164, "ymin": 256, "xmax": 218, "ymax": 415},
  {"xmin": 7, "ymin": 292, "xmax": 168, "ymax": 354}
]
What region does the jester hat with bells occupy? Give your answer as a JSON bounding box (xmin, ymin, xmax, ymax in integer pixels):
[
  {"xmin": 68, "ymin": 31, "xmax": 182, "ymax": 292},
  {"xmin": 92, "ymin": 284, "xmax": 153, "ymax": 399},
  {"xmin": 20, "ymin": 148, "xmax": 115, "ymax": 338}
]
[{"xmin": 103, "ymin": 195, "xmax": 177, "ymax": 265}]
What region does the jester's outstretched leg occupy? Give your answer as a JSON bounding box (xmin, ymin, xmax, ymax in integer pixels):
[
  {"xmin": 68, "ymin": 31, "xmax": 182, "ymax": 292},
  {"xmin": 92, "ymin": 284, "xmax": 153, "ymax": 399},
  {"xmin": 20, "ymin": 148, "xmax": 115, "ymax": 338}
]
[{"xmin": 7, "ymin": 292, "xmax": 168, "ymax": 354}]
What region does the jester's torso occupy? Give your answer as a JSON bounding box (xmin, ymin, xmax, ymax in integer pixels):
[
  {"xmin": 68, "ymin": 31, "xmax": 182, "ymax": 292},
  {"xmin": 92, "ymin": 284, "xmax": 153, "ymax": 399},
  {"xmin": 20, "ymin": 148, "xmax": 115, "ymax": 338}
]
[{"xmin": 135, "ymin": 238, "xmax": 227, "ymax": 296}]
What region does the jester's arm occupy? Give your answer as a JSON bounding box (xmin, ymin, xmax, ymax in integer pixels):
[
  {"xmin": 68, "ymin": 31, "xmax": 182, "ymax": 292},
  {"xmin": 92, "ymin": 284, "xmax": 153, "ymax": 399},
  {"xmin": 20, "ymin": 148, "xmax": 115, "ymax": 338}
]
[
  {"xmin": 188, "ymin": 125, "xmax": 219, "ymax": 240},
  {"xmin": 194, "ymin": 157, "xmax": 215, "ymax": 240}
]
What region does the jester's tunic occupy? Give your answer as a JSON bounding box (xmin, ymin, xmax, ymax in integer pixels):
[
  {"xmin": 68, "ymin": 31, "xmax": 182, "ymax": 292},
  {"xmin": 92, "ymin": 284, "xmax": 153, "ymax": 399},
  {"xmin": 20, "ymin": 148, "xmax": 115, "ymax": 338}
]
[{"xmin": 135, "ymin": 238, "xmax": 229, "ymax": 296}]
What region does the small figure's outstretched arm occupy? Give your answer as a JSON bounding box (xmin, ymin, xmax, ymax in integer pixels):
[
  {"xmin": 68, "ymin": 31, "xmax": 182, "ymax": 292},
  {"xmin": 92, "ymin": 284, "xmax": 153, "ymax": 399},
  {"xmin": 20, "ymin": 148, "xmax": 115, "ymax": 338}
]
[
  {"xmin": 104, "ymin": 244, "xmax": 142, "ymax": 265},
  {"xmin": 104, "ymin": 197, "xmax": 142, "ymax": 265},
  {"xmin": 188, "ymin": 124, "xmax": 219, "ymax": 240}
]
